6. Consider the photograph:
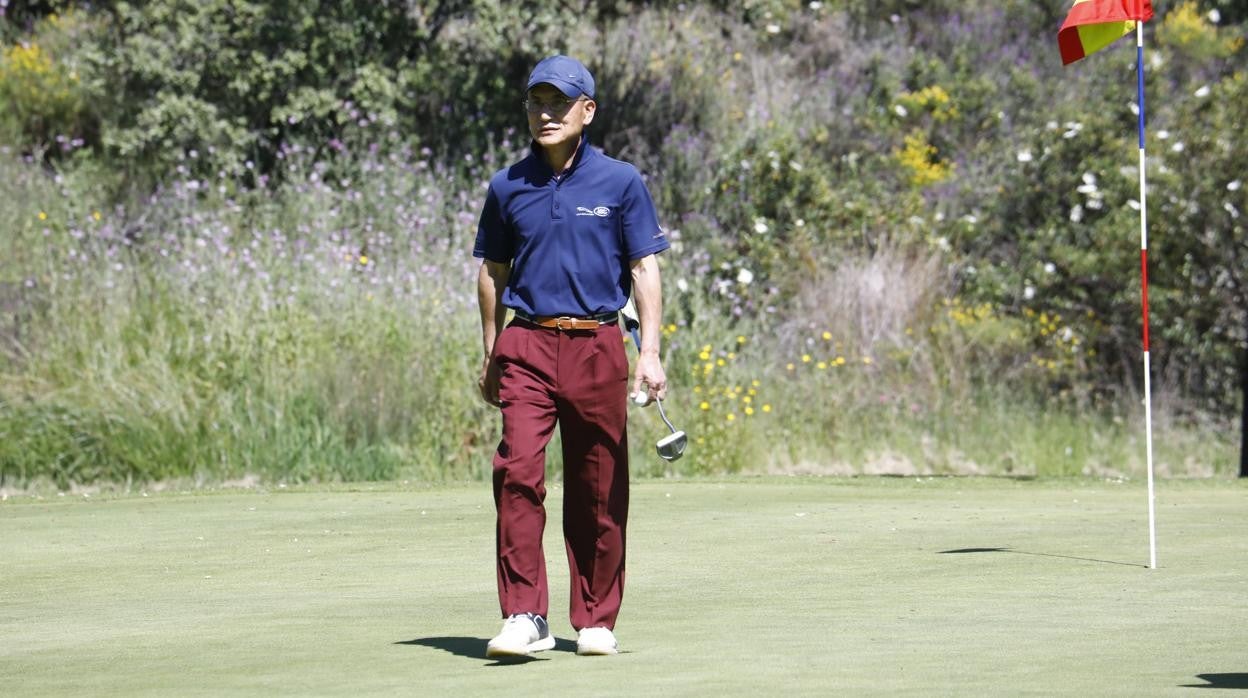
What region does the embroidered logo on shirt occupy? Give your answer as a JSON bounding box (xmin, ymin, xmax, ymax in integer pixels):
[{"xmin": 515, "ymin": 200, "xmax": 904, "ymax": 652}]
[{"xmin": 576, "ymin": 206, "xmax": 611, "ymax": 218}]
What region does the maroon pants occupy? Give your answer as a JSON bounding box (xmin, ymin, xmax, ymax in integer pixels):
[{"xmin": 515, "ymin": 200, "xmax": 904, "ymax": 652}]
[{"xmin": 491, "ymin": 319, "xmax": 630, "ymax": 630}]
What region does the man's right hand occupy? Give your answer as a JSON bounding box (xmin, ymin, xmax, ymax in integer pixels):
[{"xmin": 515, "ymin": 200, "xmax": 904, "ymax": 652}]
[{"xmin": 478, "ymin": 356, "xmax": 502, "ymax": 407}]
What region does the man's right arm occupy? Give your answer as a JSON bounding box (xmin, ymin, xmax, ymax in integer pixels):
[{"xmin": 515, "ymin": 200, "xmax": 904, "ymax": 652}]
[{"xmin": 477, "ymin": 259, "xmax": 510, "ymax": 406}]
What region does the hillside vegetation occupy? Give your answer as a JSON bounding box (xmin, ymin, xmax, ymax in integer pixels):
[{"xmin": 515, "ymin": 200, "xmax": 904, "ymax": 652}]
[{"xmin": 1, "ymin": 1, "xmax": 1244, "ymax": 486}]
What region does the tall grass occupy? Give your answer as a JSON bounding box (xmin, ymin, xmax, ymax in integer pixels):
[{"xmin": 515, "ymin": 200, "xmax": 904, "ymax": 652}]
[{"xmin": 1, "ymin": 143, "xmax": 1235, "ymax": 487}]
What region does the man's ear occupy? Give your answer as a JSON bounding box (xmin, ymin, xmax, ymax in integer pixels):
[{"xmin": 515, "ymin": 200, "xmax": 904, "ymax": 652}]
[{"xmin": 581, "ymin": 99, "xmax": 597, "ymax": 125}]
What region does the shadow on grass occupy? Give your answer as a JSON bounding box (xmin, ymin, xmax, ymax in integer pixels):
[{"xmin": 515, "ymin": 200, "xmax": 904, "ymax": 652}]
[
  {"xmin": 1179, "ymin": 673, "xmax": 1248, "ymax": 689},
  {"xmin": 396, "ymin": 636, "xmax": 577, "ymax": 665},
  {"xmin": 938, "ymin": 547, "xmax": 1147, "ymax": 568}
]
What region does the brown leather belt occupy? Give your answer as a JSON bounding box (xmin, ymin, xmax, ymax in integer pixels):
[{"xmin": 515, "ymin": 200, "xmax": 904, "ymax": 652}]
[{"xmin": 514, "ymin": 310, "xmax": 618, "ymax": 331}]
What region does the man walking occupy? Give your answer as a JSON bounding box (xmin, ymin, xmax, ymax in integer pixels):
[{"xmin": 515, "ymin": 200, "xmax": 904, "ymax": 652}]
[{"xmin": 474, "ymin": 55, "xmax": 668, "ymax": 657}]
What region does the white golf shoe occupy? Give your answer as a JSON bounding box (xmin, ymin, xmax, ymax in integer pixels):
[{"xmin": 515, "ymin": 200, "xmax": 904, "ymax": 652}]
[
  {"xmin": 486, "ymin": 613, "xmax": 555, "ymax": 657},
  {"xmin": 575, "ymin": 626, "xmax": 619, "ymax": 656}
]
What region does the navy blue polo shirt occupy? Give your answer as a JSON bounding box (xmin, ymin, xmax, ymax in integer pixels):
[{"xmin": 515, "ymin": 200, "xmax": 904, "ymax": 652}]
[{"xmin": 473, "ymin": 138, "xmax": 669, "ymax": 317}]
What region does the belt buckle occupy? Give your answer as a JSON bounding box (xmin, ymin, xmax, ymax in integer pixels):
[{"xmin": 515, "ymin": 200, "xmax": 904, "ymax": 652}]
[{"xmin": 554, "ymin": 316, "xmax": 577, "ymax": 331}]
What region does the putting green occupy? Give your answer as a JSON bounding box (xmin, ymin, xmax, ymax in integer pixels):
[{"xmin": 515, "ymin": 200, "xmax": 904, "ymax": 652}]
[{"xmin": 3, "ymin": 477, "xmax": 1246, "ymax": 695}]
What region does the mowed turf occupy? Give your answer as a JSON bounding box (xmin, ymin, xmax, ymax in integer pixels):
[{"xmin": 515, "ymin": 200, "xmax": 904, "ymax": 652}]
[{"xmin": 3, "ymin": 477, "xmax": 1247, "ymax": 696}]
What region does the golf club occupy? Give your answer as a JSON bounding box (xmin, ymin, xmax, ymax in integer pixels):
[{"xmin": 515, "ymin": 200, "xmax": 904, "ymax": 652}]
[{"xmin": 620, "ymin": 305, "xmax": 688, "ymax": 462}]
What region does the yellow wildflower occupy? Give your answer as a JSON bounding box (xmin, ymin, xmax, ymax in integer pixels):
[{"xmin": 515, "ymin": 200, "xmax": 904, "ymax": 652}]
[
  {"xmin": 699, "ymin": 401, "xmax": 710, "ymax": 411},
  {"xmin": 38, "ymin": 211, "xmax": 47, "ymax": 221},
  {"xmin": 822, "ymin": 331, "xmax": 832, "ymax": 341},
  {"xmin": 762, "ymin": 404, "xmax": 772, "ymax": 413},
  {"xmin": 817, "ymin": 361, "xmax": 827, "ymax": 370},
  {"xmin": 801, "ymin": 354, "xmax": 812, "ymax": 363},
  {"xmin": 745, "ymin": 407, "xmax": 755, "ymax": 416}
]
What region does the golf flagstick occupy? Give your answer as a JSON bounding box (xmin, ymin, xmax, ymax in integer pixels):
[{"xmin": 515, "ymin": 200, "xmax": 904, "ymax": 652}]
[
  {"xmin": 1059, "ymin": 0, "xmax": 1157, "ymax": 570},
  {"xmin": 1137, "ymin": 22, "xmax": 1158, "ymax": 570}
]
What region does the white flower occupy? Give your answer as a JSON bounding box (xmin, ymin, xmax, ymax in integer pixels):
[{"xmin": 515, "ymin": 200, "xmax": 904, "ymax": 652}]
[
  {"xmin": 1086, "ymin": 198, "xmax": 1103, "ymax": 210},
  {"xmin": 1172, "ymin": 142, "xmax": 1185, "ymax": 153},
  {"xmin": 766, "ymin": 23, "xmax": 781, "ymax": 34},
  {"xmin": 1226, "ymin": 202, "xmax": 1241, "ymax": 219},
  {"xmin": 809, "ymin": 1, "xmax": 823, "ymax": 9},
  {"xmin": 676, "ymin": 278, "xmax": 689, "ymax": 293},
  {"xmin": 1227, "ymin": 180, "xmax": 1241, "ymax": 191},
  {"xmin": 1016, "ymin": 150, "xmax": 1033, "ymax": 163},
  {"xmin": 1070, "ymin": 204, "xmax": 1084, "ymax": 223},
  {"xmin": 1209, "ymin": 9, "xmax": 1221, "ymax": 23},
  {"xmin": 1157, "ymin": 130, "xmax": 1170, "ymax": 140},
  {"xmin": 740, "ymin": 160, "xmax": 752, "ymax": 170},
  {"xmin": 1195, "ymin": 85, "xmax": 1211, "ymax": 98},
  {"xmin": 1046, "ymin": 121, "xmax": 1059, "ymax": 130},
  {"xmin": 737, "ymin": 268, "xmax": 755, "ymax": 285},
  {"xmin": 1024, "ymin": 286, "xmax": 1036, "ymax": 300},
  {"xmin": 1077, "ymin": 183, "xmax": 1098, "ymax": 195},
  {"xmin": 894, "ymin": 104, "xmax": 908, "ymax": 117},
  {"xmin": 1044, "ymin": 263, "xmax": 1056, "ymax": 274},
  {"xmin": 962, "ymin": 214, "xmax": 978, "ymax": 225},
  {"xmin": 753, "ymin": 219, "xmax": 769, "ymax": 234},
  {"xmin": 1128, "ymin": 199, "xmax": 1142, "ymax": 211},
  {"xmin": 789, "ymin": 160, "xmax": 803, "ymax": 172},
  {"xmin": 1082, "ymin": 172, "xmax": 1097, "ymax": 185},
  {"xmin": 794, "ymin": 218, "xmax": 805, "ymax": 227},
  {"xmin": 1129, "ymin": 102, "xmax": 1140, "ymax": 116}
]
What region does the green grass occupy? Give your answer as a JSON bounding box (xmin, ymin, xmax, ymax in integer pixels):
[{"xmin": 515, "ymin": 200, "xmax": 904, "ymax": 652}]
[{"xmin": 4, "ymin": 477, "xmax": 1247, "ymax": 695}]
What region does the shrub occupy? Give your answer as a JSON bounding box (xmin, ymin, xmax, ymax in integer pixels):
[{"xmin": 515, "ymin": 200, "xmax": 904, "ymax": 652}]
[{"xmin": 0, "ymin": 10, "xmax": 95, "ymax": 154}]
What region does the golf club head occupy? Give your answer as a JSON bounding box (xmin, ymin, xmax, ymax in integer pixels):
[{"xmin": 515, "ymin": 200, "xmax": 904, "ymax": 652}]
[{"xmin": 656, "ymin": 430, "xmax": 687, "ymax": 462}]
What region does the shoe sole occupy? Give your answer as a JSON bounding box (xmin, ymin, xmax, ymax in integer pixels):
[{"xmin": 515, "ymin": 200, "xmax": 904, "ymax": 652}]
[
  {"xmin": 576, "ymin": 645, "xmax": 619, "ymax": 656},
  {"xmin": 486, "ymin": 635, "xmax": 556, "ymax": 657}
]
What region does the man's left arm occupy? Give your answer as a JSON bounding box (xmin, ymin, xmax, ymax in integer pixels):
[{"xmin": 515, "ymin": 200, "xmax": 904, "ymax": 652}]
[{"xmin": 629, "ymin": 253, "xmax": 666, "ymax": 403}]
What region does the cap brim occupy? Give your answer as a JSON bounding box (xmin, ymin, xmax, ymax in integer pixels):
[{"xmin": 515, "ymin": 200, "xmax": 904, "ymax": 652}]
[{"xmin": 526, "ymin": 78, "xmax": 585, "ymax": 99}]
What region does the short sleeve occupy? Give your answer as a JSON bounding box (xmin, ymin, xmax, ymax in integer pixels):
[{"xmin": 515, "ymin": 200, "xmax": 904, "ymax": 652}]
[
  {"xmin": 473, "ymin": 184, "xmax": 512, "ymax": 262},
  {"xmin": 620, "ymin": 171, "xmax": 669, "ymax": 261}
]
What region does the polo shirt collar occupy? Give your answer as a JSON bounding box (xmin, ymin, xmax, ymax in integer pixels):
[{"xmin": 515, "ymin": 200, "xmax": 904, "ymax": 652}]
[{"xmin": 528, "ymin": 135, "xmax": 594, "ymax": 179}]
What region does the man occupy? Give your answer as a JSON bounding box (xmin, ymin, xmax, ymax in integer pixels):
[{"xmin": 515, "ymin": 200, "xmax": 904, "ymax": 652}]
[{"xmin": 473, "ymin": 54, "xmax": 668, "ymax": 658}]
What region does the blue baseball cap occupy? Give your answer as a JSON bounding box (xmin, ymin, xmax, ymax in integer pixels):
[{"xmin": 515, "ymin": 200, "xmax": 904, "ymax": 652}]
[{"xmin": 526, "ymin": 55, "xmax": 595, "ymax": 100}]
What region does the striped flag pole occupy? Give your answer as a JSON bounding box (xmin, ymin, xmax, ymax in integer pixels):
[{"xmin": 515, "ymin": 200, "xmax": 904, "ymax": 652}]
[{"xmin": 1136, "ymin": 21, "xmax": 1157, "ymax": 569}]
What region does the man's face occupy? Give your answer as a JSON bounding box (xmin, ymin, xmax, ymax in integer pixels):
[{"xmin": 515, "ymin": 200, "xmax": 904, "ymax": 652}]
[{"xmin": 526, "ymin": 83, "xmax": 596, "ymax": 149}]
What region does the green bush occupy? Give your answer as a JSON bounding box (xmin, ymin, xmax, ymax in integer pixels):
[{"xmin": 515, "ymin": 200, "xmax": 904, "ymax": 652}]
[{"xmin": 0, "ymin": 10, "xmax": 96, "ymax": 154}]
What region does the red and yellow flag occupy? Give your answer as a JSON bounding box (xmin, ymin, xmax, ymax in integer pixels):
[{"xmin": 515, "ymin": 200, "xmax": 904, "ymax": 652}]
[{"xmin": 1058, "ymin": 0, "xmax": 1155, "ymax": 65}]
